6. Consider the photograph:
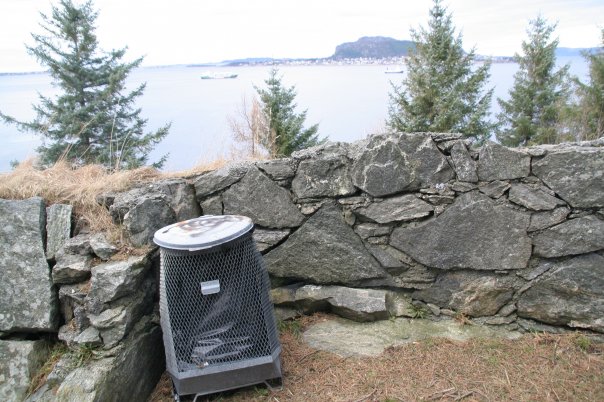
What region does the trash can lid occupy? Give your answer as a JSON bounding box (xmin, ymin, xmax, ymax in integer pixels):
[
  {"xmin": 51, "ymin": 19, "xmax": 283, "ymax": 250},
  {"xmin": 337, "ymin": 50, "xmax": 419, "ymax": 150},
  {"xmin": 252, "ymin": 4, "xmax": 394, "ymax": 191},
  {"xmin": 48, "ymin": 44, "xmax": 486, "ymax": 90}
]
[{"xmin": 153, "ymin": 215, "xmax": 254, "ymax": 251}]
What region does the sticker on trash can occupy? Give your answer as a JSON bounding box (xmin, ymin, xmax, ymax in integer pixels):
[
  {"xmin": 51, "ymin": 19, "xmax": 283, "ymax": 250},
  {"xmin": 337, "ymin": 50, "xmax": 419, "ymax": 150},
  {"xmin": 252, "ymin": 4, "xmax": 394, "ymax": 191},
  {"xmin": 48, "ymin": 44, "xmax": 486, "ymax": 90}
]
[{"xmin": 200, "ymin": 280, "xmax": 220, "ymax": 295}]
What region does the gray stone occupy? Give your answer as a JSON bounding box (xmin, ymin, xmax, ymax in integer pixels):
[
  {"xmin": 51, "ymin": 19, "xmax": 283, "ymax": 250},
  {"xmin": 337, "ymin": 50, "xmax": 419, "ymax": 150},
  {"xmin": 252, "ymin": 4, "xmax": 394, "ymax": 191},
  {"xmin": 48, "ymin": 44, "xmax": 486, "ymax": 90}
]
[
  {"xmin": 89, "ymin": 233, "xmax": 118, "ymax": 260},
  {"xmin": 478, "ymin": 142, "xmax": 531, "ymax": 181},
  {"xmin": 52, "ymin": 253, "xmax": 93, "ymax": 284},
  {"xmin": 528, "ymin": 207, "xmax": 570, "ymax": 232},
  {"xmin": 532, "ymin": 216, "xmax": 604, "ymax": 258},
  {"xmin": 532, "ymin": 147, "xmax": 604, "ymax": 208},
  {"xmin": 508, "ymin": 183, "xmax": 565, "ymax": 211},
  {"xmin": 478, "ymin": 180, "xmax": 511, "ymax": 198},
  {"xmin": 354, "ymin": 194, "xmax": 434, "ymax": 223},
  {"xmin": 430, "ymin": 133, "xmax": 463, "ymax": 142},
  {"xmin": 385, "ymin": 293, "xmax": 415, "ymax": 317},
  {"xmin": 52, "ymin": 318, "xmax": 164, "ymax": 402},
  {"xmin": 73, "ymin": 326, "xmax": 102, "ymax": 347},
  {"xmin": 450, "ymin": 142, "xmax": 478, "ymax": 182},
  {"xmin": 303, "ymin": 316, "xmax": 521, "ymax": 358},
  {"xmin": 390, "ymin": 192, "xmax": 531, "ymax": 270},
  {"xmin": 223, "ymin": 168, "xmax": 305, "ymax": 228},
  {"xmin": 60, "ymin": 234, "xmax": 93, "ymax": 255},
  {"xmin": 272, "ymin": 285, "xmax": 389, "ymax": 322},
  {"xmin": 0, "ymin": 340, "xmax": 50, "ymax": 401},
  {"xmin": 365, "ymin": 244, "xmax": 410, "ymax": 269},
  {"xmin": 124, "ymin": 197, "xmax": 176, "ymax": 247},
  {"xmin": 420, "ymin": 194, "xmax": 455, "ymax": 205},
  {"xmin": 58, "ymin": 284, "xmax": 88, "ymax": 329},
  {"xmin": 46, "ymin": 204, "xmax": 72, "ymax": 260},
  {"xmin": 0, "ymin": 197, "xmax": 57, "ymax": 332},
  {"xmin": 292, "ymin": 154, "xmax": 356, "ymax": 199},
  {"xmin": 256, "ymin": 158, "xmax": 295, "ymax": 181},
  {"xmin": 87, "ymin": 255, "xmax": 150, "ymax": 307},
  {"xmin": 354, "ymin": 223, "xmax": 391, "ymax": 239},
  {"xmin": 152, "ymin": 179, "xmax": 201, "ymax": 221},
  {"xmin": 200, "ymin": 195, "xmax": 223, "ymax": 215},
  {"xmin": 265, "ymin": 203, "xmax": 386, "ymax": 285},
  {"xmin": 193, "ymin": 162, "xmax": 251, "ymax": 199},
  {"xmin": 517, "ymin": 253, "xmax": 604, "ymax": 333},
  {"xmin": 351, "ymin": 133, "xmax": 454, "ymax": 197},
  {"xmin": 450, "ymin": 181, "xmax": 477, "ymax": 193},
  {"xmin": 413, "ymin": 271, "xmax": 519, "ymax": 317},
  {"xmin": 517, "ymin": 260, "xmax": 554, "ymax": 281},
  {"xmin": 253, "ymin": 228, "xmax": 290, "ymax": 252}
]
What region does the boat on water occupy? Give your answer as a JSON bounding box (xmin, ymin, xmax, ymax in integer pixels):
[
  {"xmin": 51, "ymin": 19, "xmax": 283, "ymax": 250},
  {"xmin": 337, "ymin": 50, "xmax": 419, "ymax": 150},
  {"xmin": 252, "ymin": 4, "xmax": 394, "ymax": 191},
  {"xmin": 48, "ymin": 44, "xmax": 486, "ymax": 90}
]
[
  {"xmin": 200, "ymin": 72, "xmax": 238, "ymax": 79},
  {"xmin": 385, "ymin": 68, "xmax": 405, "ymax": 74}
]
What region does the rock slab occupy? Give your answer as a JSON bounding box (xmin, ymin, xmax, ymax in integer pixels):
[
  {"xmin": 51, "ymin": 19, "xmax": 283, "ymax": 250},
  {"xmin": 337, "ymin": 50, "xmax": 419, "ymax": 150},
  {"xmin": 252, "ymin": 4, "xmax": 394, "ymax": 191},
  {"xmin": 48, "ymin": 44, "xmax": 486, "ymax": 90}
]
[
  {"xmin": 532, "ymin": 148, "xmax": 604, "ymax": 208},
  {"xmin": 354, "ymin": 194, "xmax": 434, "ymax": 223},
  {"xmin": 0, "ymin": 197, "xmax": 57, "ymax": 332},
  {"xmin": 351, "ymin": 133, "xmax": 454, "ymax": 197},
  {"xmin": 390, "ymin": 192, "xmax": 531, "ymax": 270},
  {"xmin": 265, "ymin": 203, "xmax": 386, "ymax": 285},
  {"xmin": 477, "ymin": 142, "xmax": 530, "ymax": 181},
  {"xmin": 46, "ymin": 204, "xmax": 72, "ymax": 260},
  {"xmin": 517, "ymin": 253, "xmax": 604, "ymax": 333},
  {"xmin": 0, "ymin": 340, "xmax": 50, "ymax": 401},
  {"xmin": 532, "ymin": 216, "xmax": 604, "ymax": 258}
]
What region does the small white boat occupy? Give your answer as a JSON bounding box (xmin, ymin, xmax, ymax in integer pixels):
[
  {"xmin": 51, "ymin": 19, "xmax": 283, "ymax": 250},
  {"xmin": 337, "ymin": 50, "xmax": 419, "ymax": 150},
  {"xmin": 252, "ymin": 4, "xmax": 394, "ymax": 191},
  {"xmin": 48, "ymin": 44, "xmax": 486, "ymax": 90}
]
[
  {"xmin": 200, "ymin": 72, "xmax": 238, "ymax": 79},
  {"xmin": 385, "ymin": 68, "xmax": 405, "ymax": 74}
]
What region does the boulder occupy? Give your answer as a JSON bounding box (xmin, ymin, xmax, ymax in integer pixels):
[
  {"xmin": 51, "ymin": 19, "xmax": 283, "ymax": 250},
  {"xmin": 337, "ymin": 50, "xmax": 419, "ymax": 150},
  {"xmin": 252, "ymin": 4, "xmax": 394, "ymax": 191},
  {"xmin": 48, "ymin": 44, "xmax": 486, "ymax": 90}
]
[
  {"xmin": 354, "ymin": 194, "xmax": 434, "ymax": 224},
  {"xmin": 532, "ymin": 147, "xmax": 604, "ymax": 208},
  {"xmin": 353, "ymin": 223, "xmax": 392, "ymax": 239},
  {"xmin": 124, "ymin": 197, "xmax": 176, "ymax": 247},
  {"xmin": 450, "ymin": 141, "xmax": 478, "ymax": 182},
  {"xmin": 532, "ymin": 215, "xmax": 604, "ymax": 258},
  {"xmin": 413, "ymin": 271, "xmax": 519, "ymax": 317},
  {"xmin": 271, "ymin": 285, "xmax": 389, "ymax": 322},
  {"xmin": 52, "ymin": 253, "xmax": 93, "ymax": 284},
  {"xmin": 265, "ymin": 203, "xmax": 386, "ymax": 285},
  {"xmin": 292, "ymin": 154, "xmax": 356, "ymax": 199},
  {"xmin": 0, "ymin": 197, "xmax": 57, "ymax": 332},
  {"xmin": 253, "ymin": 228, "xmax": 291, "ymax": 252},
  {"xmin": 51, "ymin": 317, "xmax": 164, "ymax": 402},
  {"xmin": 528, "ymin": 207, "xmax": 570, "ymax": 232},
  {"xmin": 87, "ymin": 255, "xmax": 150, "ymax": 308},
  {"xmin": 60, "ymin": 234, "xmax": 93, "ymax": 255},
  {"xmin": 350, "ymin": 133, "xmax": 454, "ymax": 197},
  {"xmin": 89, "ymin": 233, "xmax": 118, "ymax": 260},
  {"xmin": 193, "ymin": 162, "xmax": 251, "ymax": 199},
  {"xmin": 508, "ymin": 183, "xmax": 565, "ymax": 211},
  {"xmin": 0, "ymin": 340, "xmax": 50, "ymax": 401},
  {"xmin": 222, "ymin": 167, "xmax": 305, "ymax": 228},
  {"xmin": 477, "ymin": 142, "xmax": 531, "ymax": 181},
  {"xmin": 517, "ymin": 253, "xmax": 604, "ymax": 333},
  {"xmin": 256, "ymin": 158, "xmax": 296, "ymax": 181},
  {"xmin": 390, "ymin": 192, "xmax": 531, "ymax": 270},
  {"xmin": 46, "ymin": 204, "xmax": 72, "ymax": 260}
]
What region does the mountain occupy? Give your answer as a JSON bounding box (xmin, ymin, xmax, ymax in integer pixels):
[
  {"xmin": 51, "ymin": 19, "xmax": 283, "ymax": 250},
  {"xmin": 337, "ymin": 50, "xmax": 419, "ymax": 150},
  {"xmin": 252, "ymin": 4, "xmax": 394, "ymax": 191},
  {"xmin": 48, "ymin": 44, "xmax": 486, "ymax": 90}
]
[{"xmin": 331, "ymin": 36, "xmax": 416, "ymax": 59}]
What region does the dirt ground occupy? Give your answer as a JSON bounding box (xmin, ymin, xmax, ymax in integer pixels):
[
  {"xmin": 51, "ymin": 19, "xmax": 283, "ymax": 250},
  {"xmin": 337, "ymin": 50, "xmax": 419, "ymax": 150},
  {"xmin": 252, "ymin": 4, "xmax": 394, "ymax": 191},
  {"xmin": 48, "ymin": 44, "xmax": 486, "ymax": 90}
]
[{"xmin": 148, "ymin": 313, "xmax": 604, "ymax": 402}]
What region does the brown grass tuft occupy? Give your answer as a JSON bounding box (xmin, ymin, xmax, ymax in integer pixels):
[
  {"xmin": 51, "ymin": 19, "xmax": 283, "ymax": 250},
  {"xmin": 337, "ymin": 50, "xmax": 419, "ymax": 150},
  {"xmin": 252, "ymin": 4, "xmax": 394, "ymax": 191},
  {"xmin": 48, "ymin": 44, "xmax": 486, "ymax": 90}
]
[{"xmin": 148, "ymin": 313, "xmax": 604, "ymax": 402}]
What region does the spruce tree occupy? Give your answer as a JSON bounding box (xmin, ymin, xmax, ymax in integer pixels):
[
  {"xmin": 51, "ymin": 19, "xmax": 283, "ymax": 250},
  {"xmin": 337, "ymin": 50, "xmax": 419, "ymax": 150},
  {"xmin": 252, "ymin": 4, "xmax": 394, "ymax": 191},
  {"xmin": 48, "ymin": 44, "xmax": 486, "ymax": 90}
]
[
  {"xmin": 496, "ymin": 16, "xmax": 570, "ymax": 146},
  {"xmin": 255, "ymin": 68, "xmax": 324, "ymax": 157},
  {"xmin": 569, "ymin": 29, "xmax": 604, "ymax": 140},
  {"xmin": 0, "ymin": 0, "xmax": 169, "ymax": 169},
  {"xmin": 387, "ymin": 0, "xmax": 494, "ymax": 144}
]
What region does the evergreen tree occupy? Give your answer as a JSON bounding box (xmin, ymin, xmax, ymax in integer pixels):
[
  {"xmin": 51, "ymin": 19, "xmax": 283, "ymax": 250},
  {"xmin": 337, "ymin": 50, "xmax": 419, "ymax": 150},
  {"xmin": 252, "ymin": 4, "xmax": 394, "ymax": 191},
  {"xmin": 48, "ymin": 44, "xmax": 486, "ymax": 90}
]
[
  {"xmin": 496, "ymin": 16, "xmax": 570, "ymax": 146},
  {"xmin": 0, "ymin": 0, "xmax": 169, "ymax": 169},
  {"xmin": 255, "ymin": 68, "xmax": 324, "ymax": 157},
  {"xmin": 387, "ymin": 0, "xmax": 494, "ymax": 144},
  {"xmin": 567, "ymin": 29, "xmax": 604, "ymax": 140}
]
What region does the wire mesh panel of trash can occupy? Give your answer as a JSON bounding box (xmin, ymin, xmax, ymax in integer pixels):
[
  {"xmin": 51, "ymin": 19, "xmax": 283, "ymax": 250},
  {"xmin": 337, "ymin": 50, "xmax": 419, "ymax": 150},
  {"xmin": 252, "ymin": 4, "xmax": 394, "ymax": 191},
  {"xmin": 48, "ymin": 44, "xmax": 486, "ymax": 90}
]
[{"xmin": 154, "ymin": 215, "xmax": 281, "ymax": 399}]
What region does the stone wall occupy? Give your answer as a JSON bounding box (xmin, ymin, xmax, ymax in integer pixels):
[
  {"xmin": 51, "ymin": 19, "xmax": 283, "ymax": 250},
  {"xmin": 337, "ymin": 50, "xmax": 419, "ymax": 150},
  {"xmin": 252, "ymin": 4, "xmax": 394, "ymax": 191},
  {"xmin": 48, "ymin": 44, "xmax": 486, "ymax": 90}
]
[
  {"xmin": 1, "ymin": 132, "xmax": 603, "ymax": 400},
  {"xmin": 105, "ymin": 132, "xmax": 604, "ymax": 335}
]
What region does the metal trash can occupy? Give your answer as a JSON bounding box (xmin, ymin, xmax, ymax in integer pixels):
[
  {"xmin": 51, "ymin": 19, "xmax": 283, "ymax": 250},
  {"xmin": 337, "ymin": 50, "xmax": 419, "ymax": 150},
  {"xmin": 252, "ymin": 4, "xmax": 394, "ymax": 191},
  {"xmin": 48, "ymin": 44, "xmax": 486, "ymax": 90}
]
[{"xmin": 153, "ymin": 215, "xmax": 282, "ymax": 400}]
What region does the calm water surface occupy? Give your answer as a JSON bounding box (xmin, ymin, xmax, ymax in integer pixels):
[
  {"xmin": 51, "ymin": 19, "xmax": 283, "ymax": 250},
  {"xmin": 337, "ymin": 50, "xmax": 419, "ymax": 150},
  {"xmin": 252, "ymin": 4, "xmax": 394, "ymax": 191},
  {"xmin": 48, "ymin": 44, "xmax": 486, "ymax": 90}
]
[{"xmin": 0, "ymin": 58, "xmax": 588, "ymax": 172}]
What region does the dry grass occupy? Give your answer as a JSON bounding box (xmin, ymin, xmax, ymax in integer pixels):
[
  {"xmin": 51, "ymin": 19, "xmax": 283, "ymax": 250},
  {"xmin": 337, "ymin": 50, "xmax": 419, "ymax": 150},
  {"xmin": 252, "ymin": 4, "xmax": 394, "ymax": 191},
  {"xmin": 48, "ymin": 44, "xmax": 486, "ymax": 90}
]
[
  {"xmin": 0, "ymin": 158, "xmax": 230, "ymax": 239},
  {"xmin": 148, "ymin": 313, "xmax": 604, "ymax": 402}
]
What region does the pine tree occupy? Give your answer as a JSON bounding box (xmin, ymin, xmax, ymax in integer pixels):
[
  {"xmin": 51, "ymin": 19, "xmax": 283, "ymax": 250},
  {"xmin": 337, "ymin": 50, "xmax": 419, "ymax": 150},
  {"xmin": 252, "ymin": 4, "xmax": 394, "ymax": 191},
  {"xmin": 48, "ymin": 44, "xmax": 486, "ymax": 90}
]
[
  {"xmin": 568, "ymin": 29, "xmax": 604, "ymax": 140},
  {"xmin": 0, "ymin": 0, "xmax": 169, "ymax": 169},
  {"xmin": 496, "ymin": 16, "xmax": 570, "ymax": 146},
  {"xmin": 387, "ymin": 0, "xmax": 494, "ymax": 144},
  {"xmin": 255, "ymin": 68, "xmax": 324, "ymax": 157}
]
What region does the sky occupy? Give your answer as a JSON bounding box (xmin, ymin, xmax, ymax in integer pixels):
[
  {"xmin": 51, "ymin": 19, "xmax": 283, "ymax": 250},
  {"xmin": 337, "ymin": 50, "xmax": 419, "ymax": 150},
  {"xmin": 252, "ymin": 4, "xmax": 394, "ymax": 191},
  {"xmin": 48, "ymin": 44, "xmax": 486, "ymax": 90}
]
[{"xmin": 0, "ymin": 0, "xmax": 602, "ymax": 73}]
